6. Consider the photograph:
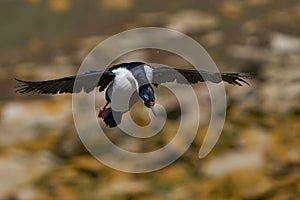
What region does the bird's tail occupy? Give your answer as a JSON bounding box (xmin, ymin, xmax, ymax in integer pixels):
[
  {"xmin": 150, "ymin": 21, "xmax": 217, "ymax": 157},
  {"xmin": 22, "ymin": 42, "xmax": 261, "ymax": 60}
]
[{"xmin": 103, "ymin": 111, "xmax": 123, "ymax": 128}]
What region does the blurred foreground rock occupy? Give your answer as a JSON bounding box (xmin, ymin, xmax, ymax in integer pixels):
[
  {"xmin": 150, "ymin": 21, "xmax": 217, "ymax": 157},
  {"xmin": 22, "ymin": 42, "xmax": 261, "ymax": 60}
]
[
  {"xmin": 0, "ymin": 99, "xmax": 72, "ymax": 147},
  {"xmin": 0, "ymin": 150, "xmax": 58, "ymax": 200}
]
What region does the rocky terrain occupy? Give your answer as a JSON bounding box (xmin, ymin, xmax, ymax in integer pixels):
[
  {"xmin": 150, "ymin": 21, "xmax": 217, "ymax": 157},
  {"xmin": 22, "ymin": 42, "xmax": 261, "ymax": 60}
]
[{"xmin": 0, "ymin": 0, "xmax": 299, "ymax": 199}]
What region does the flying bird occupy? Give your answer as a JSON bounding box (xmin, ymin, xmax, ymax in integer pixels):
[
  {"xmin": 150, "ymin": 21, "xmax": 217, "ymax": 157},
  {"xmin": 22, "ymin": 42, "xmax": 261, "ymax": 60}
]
[{"xmin": 16, "ymin": 62, "xmax": 252, "ymax": 127}]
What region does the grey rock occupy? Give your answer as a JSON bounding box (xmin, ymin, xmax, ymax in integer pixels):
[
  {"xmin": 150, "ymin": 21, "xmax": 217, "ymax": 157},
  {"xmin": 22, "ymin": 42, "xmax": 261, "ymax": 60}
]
[
  {"xmin": 270, "ymin": 32, "xmax": 300, "ymax": 54},
  {"xmin": 166, "ymin": 10, "xmax": 219, "ymax": 33}
]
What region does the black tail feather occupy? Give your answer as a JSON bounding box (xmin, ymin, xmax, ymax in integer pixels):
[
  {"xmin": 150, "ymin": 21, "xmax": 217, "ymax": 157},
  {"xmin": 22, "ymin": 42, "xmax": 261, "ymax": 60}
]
[{"xmin": 103, "ymin": 111, "xmax": 123, "ymax": 128}]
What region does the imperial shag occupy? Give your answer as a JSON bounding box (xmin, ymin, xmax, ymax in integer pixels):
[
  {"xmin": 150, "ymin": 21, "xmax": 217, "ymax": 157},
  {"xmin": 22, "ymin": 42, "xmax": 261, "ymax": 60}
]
[{"xmin": 16, "ymin": 62, "xmax": 252, "ymax": 127}]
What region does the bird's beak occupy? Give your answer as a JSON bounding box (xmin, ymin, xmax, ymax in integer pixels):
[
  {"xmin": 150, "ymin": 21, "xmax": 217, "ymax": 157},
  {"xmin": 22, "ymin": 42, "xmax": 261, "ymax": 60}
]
[
  {"xmin": 149, "ymin": 101, "xmax": 155, "ymax": 107},
  {"xmin": 150, "ymin": 106, "xmax": 156, "ymax": 117}
]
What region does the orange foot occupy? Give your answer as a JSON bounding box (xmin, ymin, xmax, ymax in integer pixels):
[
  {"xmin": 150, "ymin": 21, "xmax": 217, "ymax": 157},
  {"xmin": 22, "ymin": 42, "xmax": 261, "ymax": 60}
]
[{"xmin": 98, "ymin": 101, "xmax": 111, "ymax": 118}]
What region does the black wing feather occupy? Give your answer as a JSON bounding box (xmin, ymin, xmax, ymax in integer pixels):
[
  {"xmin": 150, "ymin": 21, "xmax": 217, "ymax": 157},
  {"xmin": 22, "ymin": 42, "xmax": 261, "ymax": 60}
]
[
  {"xmin": 16, "ymin": 71, "xmax": 115, "ymax": 94},
  {"xmin": 153, "ymin": 67, "xmax": 253, "ymax": 86}
]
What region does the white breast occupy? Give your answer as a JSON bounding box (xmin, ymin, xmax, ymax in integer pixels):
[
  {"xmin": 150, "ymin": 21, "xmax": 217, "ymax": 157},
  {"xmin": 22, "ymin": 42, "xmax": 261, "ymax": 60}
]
[{"xmin": 109, "ymin": 68, "xmax": 139, "ymax": 112}]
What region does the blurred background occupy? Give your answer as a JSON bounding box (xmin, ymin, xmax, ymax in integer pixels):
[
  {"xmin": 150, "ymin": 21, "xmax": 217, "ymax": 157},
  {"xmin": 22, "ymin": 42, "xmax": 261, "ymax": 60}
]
[{"xmin": 1, "ymin": 0, "xmax": 300, "ymax": 199}]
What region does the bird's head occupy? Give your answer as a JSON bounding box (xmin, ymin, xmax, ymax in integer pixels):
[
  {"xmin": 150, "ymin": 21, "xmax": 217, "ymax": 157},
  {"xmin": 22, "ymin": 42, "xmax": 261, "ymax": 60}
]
[{"xmin": 139, "ymin": 84, "xmax": 155, "ymax": 108}]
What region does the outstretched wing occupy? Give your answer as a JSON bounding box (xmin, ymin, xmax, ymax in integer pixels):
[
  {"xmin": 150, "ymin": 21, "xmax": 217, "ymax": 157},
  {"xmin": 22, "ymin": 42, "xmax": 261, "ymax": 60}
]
[
  {"xmin": 152, "ymin": 67, "xmax": 253, "ymax": 86},
  {"xmin": 15, "ymin": 71, "xmax": 115, "ymax": 94}
]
